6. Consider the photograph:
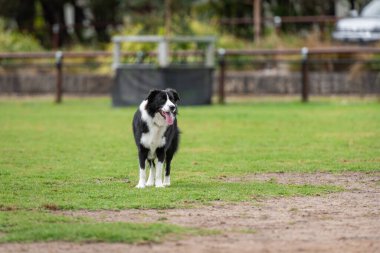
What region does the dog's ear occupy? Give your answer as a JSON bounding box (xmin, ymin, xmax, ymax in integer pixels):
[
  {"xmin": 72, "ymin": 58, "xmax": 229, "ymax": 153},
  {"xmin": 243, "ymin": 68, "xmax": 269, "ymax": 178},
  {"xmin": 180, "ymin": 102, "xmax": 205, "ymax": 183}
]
[
  {"xmin": 146, "ymin": 89, "xmax": 161, "ymax": 102},
  {"xmin": 166, "ymin": 88, "xmax": 180, "ymax": 103}
]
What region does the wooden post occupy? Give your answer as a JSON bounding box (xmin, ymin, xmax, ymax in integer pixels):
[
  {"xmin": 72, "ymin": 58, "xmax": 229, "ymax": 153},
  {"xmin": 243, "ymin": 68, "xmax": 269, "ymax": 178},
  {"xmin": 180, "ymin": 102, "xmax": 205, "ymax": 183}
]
[
  {"xmin": 301, "ymin": 47, "xmax": 309, "ymax": 102},
  {"xmin": 218, "ymin": 49, "xmax": 226, "ymax": 104},
  {"xmin": 52, "ymin": 24, "xmax": 60, "ymax": 50},
  {"xmin": 55, "ymin": 51, "xmax": 63, "ymax": 103},
  {"xmin": 320, "ymin": 22, "xmax": 326, "ymax": 41},
  {"xmin": 164, "ymin": 0, "xmax": 171, "ymax": 36},
  {"xmin": 274, "ymin": 16, "xmax": 282, "ymax": 36},
  {"xmin": 253, "ymin": 0, "xmax": 261, "ymax": 43}
]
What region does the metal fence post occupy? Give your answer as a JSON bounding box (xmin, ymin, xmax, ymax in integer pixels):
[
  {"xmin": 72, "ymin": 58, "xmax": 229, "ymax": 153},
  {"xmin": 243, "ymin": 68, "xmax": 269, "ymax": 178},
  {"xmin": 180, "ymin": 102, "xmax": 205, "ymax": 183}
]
[
  {"xmin": 158, "ymin": 38, "xmax": 169, "ymax": 67},
  {"xmin": 301, "ymin": 47, "xmax": 309, "ymax": 102},
  {"xmin": 218, "ymin": 48, "xmax": 226, "ymax": 104},
  {"xmin": 205, "ymin": 40, "xmax": 215, "ymax": 67},
  {"xmin": 112, "ymin": 40, "xmax": 121, "ymax": 69},
  {"xmin": 55, "ymin": 51, "xmax": 63, "ymax": 103}
]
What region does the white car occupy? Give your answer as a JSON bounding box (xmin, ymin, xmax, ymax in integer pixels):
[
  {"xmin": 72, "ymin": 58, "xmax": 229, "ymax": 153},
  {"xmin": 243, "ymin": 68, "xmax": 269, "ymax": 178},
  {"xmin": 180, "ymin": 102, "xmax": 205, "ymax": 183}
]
[{"xmin": 333, "ymin": 0, "xmax": 380, "ymax": 43}]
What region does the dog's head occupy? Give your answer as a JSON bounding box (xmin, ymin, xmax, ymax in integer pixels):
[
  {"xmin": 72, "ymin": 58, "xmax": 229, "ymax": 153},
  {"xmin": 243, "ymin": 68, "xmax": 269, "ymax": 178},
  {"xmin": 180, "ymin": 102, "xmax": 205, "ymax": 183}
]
[{"xmin": 145, "ymin": 88, "xmax": 180, "ymax": 126}]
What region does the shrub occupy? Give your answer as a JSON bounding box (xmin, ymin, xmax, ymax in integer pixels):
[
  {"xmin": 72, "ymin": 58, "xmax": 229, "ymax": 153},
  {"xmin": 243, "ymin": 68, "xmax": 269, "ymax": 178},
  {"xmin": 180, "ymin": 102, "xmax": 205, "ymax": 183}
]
[{"xmin": 0, "ymin": 19, "xmax": 43, "ymax": 52}]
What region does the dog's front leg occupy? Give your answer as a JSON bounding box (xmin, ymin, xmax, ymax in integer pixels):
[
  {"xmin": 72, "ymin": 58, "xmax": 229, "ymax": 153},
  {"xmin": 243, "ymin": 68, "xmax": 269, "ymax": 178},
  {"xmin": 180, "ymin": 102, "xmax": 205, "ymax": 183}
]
[
  {"xmin": 136, "ymin": 147, "xmax": 148, "ymax": 188},
  {"xmin": 146, "ymin": 160, "xmax": 155, "ymax": 186},
  {"xmin": 155, "ymin": 148, "xmax": 165, "ymax": 188}
]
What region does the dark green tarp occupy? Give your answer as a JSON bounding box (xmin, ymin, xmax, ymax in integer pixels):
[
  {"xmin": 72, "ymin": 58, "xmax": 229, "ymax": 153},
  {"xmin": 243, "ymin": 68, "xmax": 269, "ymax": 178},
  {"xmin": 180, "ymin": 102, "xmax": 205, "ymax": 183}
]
[{"xmin": 112, "ymin": 65, "xmax": 214, "ymax": 106}]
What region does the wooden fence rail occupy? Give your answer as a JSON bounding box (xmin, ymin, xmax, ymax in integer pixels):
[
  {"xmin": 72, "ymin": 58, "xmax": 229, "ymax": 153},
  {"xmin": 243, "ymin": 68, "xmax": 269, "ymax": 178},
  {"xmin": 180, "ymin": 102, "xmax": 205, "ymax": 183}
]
[
  {"xmin": 216, "ymin": 47, "xmax": 380, "ymax": 103},
  {"xmin": 1, "ymin": 47, "xmax": 380, "ymax": 103}
]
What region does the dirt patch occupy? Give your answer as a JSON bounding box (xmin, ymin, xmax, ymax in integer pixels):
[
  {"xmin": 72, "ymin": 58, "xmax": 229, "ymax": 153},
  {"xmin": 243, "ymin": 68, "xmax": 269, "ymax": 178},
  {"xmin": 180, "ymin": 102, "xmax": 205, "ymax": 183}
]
[
  {"xmin": 1, "ymin": 172, "xmax": 380, "ymax": 253},
  {"xmin": 224, "ymin": 171, "xmax": 380, "ymax": 190}
]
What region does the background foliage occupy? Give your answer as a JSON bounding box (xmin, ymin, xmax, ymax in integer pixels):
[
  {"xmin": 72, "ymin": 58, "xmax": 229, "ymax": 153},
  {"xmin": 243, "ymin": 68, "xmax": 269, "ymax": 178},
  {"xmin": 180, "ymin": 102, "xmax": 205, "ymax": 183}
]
[{"xmin": 0, "ymin": 0, "xmax": 374, "ymax": 50}]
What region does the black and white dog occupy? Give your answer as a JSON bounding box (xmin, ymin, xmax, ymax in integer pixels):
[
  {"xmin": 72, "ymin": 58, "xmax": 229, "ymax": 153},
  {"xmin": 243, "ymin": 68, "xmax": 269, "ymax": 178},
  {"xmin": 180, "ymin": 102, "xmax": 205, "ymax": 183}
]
[{"xmin": 132, "ymin": 89, "xmax": 180, "ymax": 188}]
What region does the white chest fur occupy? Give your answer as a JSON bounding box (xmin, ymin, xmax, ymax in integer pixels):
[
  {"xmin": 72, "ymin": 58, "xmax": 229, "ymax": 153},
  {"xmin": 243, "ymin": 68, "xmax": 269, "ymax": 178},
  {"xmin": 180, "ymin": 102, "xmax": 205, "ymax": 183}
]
[{"xmin": 140, "ymin": 125, "xmax": 167, "ymax": 158}]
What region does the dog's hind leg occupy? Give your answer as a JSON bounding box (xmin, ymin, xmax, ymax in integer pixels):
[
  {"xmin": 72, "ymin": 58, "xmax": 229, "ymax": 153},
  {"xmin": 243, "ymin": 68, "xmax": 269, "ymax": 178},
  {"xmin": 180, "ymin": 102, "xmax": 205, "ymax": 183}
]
[
  {"xmin": 146, "ymin": 159, "xmax": 155, "ymax": 186},
  {"xmin": 164, "ymin": 134, "xmax": 178, "ymax": 186},
  {"xmin": 163, "ymin": 153, "xmax": 173, "ymax": 186},
  {"xmin": 155, "ymin": 148, "xmax": 165, "ymax": 188},
  {"xmin": 136, "ymin": 147, "xmax": 148, "ymax": 188}
]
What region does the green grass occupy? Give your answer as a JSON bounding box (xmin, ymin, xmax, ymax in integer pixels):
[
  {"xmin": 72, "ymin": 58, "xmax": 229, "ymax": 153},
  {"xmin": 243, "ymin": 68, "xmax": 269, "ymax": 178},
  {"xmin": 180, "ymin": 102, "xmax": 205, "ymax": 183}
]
[
  {"xmin": 0, "ymin": 211, "xmax": 191, "ymax": 243},
  {"xmin": 0, "ymin": 97, "xmax": 378, "ymax": 243},
  {"xmin": 0, "ymin": 98, "xmax": 378, "ymax": 210}
]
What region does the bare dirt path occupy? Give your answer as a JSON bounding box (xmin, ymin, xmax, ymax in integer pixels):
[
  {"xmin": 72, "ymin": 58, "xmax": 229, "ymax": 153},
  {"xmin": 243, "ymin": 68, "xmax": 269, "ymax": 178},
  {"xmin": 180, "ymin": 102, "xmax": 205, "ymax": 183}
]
[{"xmin": 1, "ymin": 172, "xmax": 379, "ymax": 253}]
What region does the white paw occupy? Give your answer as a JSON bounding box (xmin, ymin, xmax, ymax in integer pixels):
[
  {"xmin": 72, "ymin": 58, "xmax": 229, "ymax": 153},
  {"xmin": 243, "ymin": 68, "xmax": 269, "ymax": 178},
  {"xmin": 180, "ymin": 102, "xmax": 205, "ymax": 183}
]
[
  {"xmin": 146, "ymin": 180, "xmax": 154, "ymax": 187},
  {"xmin": 155, "ymin": 182, "xmax": 165, "ymax": 188},
  {"xmin": 163, "ymin": 176, "xmax": 170, "ymax": 186}
]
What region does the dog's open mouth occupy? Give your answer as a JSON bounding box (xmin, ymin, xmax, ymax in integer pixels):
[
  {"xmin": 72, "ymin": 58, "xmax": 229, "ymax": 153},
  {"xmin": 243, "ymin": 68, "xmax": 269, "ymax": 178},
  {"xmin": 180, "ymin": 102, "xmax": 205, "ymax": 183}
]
[{"xmin": 160, "ymin": 110, "xmax": 174, "ymax": 125}]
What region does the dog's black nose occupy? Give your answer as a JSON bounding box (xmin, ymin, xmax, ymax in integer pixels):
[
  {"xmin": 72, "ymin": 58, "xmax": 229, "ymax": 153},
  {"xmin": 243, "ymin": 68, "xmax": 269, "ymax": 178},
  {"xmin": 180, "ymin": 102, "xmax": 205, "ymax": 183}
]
[{"xmin": 169, "ymin": 105, "xmax": 176, "ymax": 112}]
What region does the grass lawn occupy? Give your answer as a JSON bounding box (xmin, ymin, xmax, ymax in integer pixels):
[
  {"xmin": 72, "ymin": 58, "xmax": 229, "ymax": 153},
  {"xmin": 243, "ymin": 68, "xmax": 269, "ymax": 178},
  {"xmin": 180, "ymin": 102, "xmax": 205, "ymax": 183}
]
[
  {"xmin": 0, "ymin": 97, "xmax": 379, "ymax": 243},
  {"xmin": 0, "ymin": 211, "xmax": 195, "ymax": 243}
]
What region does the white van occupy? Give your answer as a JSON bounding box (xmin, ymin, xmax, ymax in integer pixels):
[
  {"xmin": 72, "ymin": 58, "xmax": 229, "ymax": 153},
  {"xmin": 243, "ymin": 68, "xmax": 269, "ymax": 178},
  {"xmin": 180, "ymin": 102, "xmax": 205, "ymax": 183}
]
[{"xmin": 333, "ymin": 0, "xmax": 380, "ymax": 43}]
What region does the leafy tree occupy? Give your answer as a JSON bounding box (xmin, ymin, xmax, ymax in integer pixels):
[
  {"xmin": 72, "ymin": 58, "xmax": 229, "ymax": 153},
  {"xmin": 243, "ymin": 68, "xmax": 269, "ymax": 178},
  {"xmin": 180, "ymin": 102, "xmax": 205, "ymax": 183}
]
[
  {"xmin": 0, "ymin": 0, "xmax": 121, "ymax": 48},
  {"xmin": 0, "ymin": 0, "xmax": 375, "ymax": 48}
]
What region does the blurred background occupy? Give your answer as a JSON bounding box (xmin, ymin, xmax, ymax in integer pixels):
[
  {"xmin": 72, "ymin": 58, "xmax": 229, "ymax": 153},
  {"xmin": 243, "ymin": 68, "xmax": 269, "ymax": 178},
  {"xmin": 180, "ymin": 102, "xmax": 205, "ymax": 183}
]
[{"xmin": 0, "ymin": 0, "xmax": 379, "ymax": 102}]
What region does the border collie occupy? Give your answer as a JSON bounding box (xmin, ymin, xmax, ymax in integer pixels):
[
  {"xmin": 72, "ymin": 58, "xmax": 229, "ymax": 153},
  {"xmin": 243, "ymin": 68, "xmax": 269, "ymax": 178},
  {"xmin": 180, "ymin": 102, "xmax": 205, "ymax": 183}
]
[{"xmin": 132, "ymin": 89, "xmax": 180, "ymax": 188}]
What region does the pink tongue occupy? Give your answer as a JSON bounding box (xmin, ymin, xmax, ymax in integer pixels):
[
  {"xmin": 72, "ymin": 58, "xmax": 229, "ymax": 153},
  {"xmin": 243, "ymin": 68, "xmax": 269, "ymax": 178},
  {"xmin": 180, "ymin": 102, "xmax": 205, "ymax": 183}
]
[{"xmin": 164, "ymin": 112, "xmax": 174, "ymax": 125}]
